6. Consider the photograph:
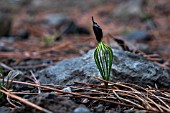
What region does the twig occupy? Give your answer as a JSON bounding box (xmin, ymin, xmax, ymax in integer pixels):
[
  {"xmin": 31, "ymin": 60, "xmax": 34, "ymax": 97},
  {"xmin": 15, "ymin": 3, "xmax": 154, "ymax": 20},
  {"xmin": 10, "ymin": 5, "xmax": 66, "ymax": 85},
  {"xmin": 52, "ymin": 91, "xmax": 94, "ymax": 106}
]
[
  {"xmin": 150, "ymin": 92, "xmax": 170, "ymax": 109},
  {"xmin": 30, "ymin": 71, "xmax": 41, "ymax": 94},
  {"xmin": 11, "ymin": 92, "xmax": 38, "ymax": 95},
  {"xmin": 146, "ymin": 96, "xmax": 163, "ymax": 112},
  {"xmin": 113, "ymin": 90, "xmax": 144, "ymax": 109},
  {"xmin": 0, "ymin": 62, "xmax": 14, "ymax": 71},
  {"xmin": 0, "ymin": 79, "xmax": 136, "ymax": 108},
  {"xmin": 0, "ymin": 89, "xmax": 52, "ymax": 113},
  {"xmin": 0, "ymin": 79, "xmax": 169, "ymax": 112},
  {"xmin": 7, "ymin": 95, "xmax": 16, "ymax": 107}
]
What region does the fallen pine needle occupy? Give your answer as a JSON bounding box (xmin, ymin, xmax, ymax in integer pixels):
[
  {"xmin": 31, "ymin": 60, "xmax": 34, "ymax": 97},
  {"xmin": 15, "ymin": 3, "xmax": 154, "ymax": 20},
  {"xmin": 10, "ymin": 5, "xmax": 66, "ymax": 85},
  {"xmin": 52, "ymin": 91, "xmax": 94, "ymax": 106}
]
[{"xmin": 0, "ymin": 89, "xmax": 52, "ymax": 113}]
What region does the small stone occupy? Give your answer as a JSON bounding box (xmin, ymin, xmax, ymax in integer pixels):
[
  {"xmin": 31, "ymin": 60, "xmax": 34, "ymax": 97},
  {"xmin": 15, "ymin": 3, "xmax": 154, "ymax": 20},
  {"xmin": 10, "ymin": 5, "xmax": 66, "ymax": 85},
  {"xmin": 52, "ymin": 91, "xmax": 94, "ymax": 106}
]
[
  {"xmin": 43, "ymin": 13, "xmax": 68, "ymax": 27},
  {"xmin": 123, "ymin": 30, "xmax": 152, "ymax": 42},
  {"xmin": 74, "ymin": 106, "xmax": 91, "ymax": 113},
  {"xmin": 5, "ymin": 37, "xmax": 17, "ymax": 42},
  {"xmin": 0, "ymin": 42, "xmax": 15, "ymax": 52},
  {"xmin": 113, "ymin": 0, "xmax": 144, "ymax": 18},
  {"xmin": 94, "ymin": 104, "xmax": 104, "ymax": 112},
  {"xmin": 62, "ymin": 87, "xmax": 72, "ymax": 92}
]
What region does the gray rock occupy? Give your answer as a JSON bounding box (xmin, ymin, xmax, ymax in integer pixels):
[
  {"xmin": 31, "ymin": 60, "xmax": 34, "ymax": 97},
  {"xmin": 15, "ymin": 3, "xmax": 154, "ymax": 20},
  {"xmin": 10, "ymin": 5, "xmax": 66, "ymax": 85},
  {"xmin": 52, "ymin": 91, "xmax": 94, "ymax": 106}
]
[
  {"xmin": 74, "ymin": 106, "xmax": 91, "ymax": 113},
  {"xmin": 43, "ymin": 13, "xmax": 68, "ymax": 27},
  {"xmin": 36, "ymin": 49, "xmax": 170, "ymax": 89},
  {"xmin": 94, "ymin": 104, "xmax": 104, "ymax": 112},
  {"xmin": 123, "ymin": 30, "xmax": 151, "ymax": 42},
  {"xmin": 36, "ymin": 54, "xmax": 99, "ymax": 85},
  {"xmin": 0, "ymin": 42, "xmax": 15, "ymax": 51},
  {"xmin": 62, "ymin": 87, "xmax": 72, "ymax": 93},
  {"xmin": 113, "ymin": 0, "xmax": 144, "ymax": 18},
  {"xmin": 0, "ymin": 13, "xmax": 12, "ymax": 37}
]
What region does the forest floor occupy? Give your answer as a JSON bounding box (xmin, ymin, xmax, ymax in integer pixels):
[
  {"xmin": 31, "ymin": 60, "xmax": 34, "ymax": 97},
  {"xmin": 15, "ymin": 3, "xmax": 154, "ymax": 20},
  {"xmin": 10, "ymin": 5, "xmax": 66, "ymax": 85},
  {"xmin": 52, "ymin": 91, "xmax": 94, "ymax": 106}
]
[{"xmin": 0, "ymin": 0, "xmax": 170, "ymax": 113}]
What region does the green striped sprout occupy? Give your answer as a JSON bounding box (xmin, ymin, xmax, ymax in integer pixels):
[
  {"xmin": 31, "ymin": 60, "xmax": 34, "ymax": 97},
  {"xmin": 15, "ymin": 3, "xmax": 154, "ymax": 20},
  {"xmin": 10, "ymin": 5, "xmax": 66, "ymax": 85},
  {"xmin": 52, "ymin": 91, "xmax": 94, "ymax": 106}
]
[{"xmin": 92, "ymin": 17, "xmax": 113, "ymax": 86}]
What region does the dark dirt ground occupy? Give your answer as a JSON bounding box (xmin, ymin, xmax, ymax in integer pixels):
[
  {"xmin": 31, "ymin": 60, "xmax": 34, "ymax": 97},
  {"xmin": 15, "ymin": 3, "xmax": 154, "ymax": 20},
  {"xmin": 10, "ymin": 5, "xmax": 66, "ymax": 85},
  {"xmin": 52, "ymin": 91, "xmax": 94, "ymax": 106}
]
[{"xmin": 0, "ymin": 0, "xmax": 170, "ymax": 113}]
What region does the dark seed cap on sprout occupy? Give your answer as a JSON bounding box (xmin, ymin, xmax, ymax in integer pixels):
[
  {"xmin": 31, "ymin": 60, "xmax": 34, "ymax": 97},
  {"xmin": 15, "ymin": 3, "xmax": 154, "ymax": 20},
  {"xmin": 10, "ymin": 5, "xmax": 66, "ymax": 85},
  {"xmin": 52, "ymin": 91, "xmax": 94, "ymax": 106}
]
[{"xmin": 92, "ymin": 17, "xmax": 103, "ymax": 42}]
